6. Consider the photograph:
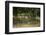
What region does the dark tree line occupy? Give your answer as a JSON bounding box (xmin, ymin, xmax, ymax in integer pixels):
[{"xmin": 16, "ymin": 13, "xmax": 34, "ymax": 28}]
[{"xmin": 13, "ymin": 7, "xmax": 40, "ymax": 17}]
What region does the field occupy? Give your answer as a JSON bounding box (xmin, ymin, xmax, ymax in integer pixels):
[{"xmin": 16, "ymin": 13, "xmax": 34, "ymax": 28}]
[{"xmin": 13, "ymin": 16, "xmax": 40, "ymax": 28}]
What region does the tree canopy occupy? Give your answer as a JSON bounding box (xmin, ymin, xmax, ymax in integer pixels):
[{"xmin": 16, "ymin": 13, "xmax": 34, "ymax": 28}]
[{"xmin": 13, "ymin": 7, "xmax": 40, "ymax": 17}]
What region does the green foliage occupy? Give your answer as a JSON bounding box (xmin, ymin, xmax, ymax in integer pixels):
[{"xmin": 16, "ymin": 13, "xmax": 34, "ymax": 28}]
[{"xmin": 13, "ymin": 7, "xmax": 40, "ymax": 17}]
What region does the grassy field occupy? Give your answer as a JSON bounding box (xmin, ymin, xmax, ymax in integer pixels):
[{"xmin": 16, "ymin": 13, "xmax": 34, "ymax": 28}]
[{"xmin": 13, "ymin": 19, "xmax": 40, "ymax": 28}]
